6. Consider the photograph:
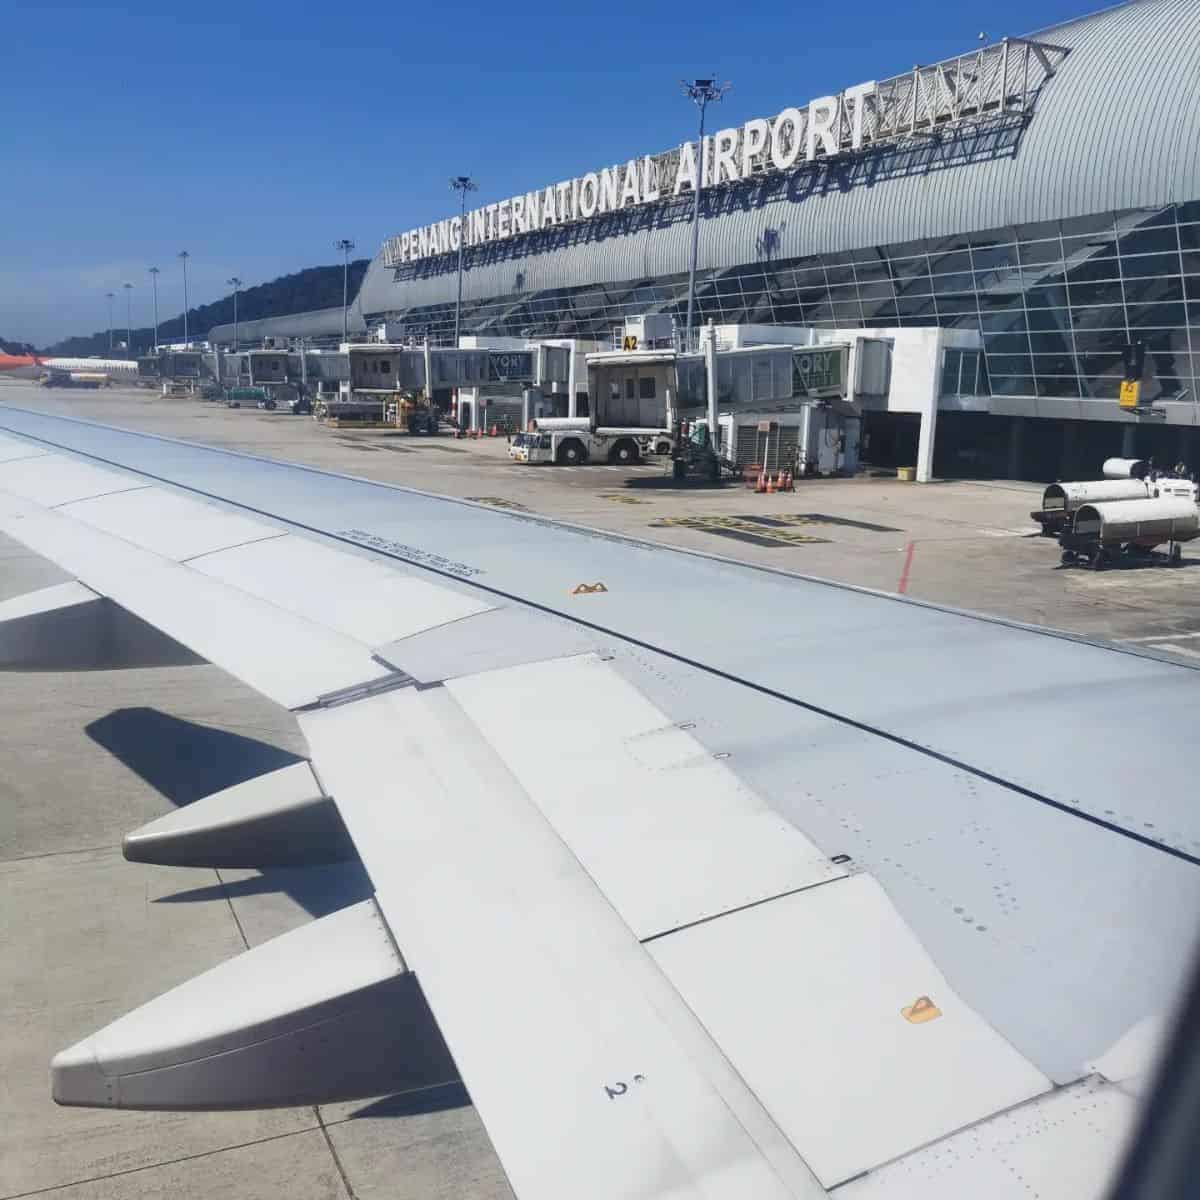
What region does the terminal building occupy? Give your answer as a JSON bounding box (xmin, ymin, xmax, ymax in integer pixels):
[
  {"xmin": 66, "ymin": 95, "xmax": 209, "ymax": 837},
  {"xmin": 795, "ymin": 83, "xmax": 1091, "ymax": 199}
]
[{"xmin": 210, "ymin": 0, "xmax": 1200, "ymax": 481}]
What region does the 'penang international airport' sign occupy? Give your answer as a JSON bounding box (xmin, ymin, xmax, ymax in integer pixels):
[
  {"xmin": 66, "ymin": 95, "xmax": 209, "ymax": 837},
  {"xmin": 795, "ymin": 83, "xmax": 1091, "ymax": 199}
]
[
  {"xmin": 382, "ymin": 38, "xmax": 1066, "ymax": 268},
  {"xmin": 384, "ymin": 82, "xmax": 875, "ymax": 268}
]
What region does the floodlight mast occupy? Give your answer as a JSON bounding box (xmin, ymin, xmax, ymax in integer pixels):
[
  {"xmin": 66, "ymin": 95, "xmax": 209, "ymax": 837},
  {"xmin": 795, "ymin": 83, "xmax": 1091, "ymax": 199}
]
[
  {"xmin": 681, "ymin": 78, "xmax": 731, "ymax": 352},
  {"xmin": 450, "ymin": 176, "xmax": 478, "ymax": 348}
]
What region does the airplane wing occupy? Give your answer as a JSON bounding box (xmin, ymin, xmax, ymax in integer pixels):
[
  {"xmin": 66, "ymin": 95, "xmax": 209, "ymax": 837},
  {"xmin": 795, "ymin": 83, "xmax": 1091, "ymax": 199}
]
[{"xmin": 1, "ymin": 405, "xmax": 1197, "ymax": 1199}]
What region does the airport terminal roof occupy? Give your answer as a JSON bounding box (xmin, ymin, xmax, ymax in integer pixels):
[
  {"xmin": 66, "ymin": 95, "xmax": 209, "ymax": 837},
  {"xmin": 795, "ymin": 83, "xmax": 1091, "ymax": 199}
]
[
  {"xmin": 355, "ymin": 0, "xmax": 1200, "ymax": 320},
  {"xmin": 207, "ymin": 303, "xmax": 364, "ymax": 347}
]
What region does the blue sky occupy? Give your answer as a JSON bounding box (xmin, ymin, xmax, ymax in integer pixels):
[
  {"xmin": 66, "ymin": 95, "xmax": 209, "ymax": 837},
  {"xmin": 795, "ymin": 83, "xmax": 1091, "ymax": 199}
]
[{"xmin": 0, "ymin": 0, "xmax": 1101, "ymax": 345}]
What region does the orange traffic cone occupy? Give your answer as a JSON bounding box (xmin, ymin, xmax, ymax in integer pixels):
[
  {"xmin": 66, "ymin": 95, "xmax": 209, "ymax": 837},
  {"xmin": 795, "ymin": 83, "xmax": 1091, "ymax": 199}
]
[
  {"xmin": 784, "ymin": 470, "xmax": 793, "ymax": 491},
  {"xmin": 766, "ymin": 473, "xmax": 776, "ymax": 494},
  {"xmin": 755, "ymin": 471, "xmax": 766, "ymax": 494},
  {"xmin": 489, "ymin": 424, "xmax": 498, "ymax": 437}
]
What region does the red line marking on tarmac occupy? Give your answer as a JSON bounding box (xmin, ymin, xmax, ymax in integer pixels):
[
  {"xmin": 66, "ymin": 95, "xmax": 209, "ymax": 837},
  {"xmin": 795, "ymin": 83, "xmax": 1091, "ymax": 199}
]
[{"xmin": 897, "ymin": 540, "xmax": 916, "ymax": 594}]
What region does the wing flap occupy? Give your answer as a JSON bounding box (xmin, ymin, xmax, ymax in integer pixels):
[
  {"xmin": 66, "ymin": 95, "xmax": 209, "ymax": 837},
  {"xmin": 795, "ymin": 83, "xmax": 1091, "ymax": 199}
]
[
  {"xmin": 649, "ymin": 874, "xmax": 1050, "ymax": 1187},
  {"xmin": 445, "ymin": 654, "xmax": 845, "ymax": 940},
  {"xmin": 300, "ymin": 687, "xmax": 826, "ymax": 1200}
]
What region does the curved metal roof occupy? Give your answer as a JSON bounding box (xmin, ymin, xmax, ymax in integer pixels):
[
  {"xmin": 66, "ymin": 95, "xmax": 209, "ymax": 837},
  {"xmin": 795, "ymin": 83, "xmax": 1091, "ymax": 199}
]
[
  {"xmin": 357, "ymin": 0, "xmax": 1200, "ymax": 320},
  {"xmin": 207, "ymin": 302, "xmax": 365, "ymax": 346}
]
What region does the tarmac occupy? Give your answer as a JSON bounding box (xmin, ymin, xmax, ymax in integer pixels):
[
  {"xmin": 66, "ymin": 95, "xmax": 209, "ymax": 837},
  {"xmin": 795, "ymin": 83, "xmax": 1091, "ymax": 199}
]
[{"xmin": 2, "ymin": 380, "xmax": 1197, "ymax": 1198}]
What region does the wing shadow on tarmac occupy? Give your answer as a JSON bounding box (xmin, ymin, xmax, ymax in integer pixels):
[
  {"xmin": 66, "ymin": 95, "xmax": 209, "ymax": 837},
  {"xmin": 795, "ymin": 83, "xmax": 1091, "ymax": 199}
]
[
  {"xmin": 85, "ymin": 705, "xmax": 470, "ymax": 1117},
  {"xmin": 86, "ymin": 706, "xmax": 303, "ymax": 805},
  {"xmin": 85, "ymin": 706, "xmax": 374, "ymax": 918}
]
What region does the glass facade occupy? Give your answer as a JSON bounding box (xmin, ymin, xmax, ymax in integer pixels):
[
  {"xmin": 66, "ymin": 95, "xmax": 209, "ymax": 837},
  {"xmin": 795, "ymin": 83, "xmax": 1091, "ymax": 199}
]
[{"xmin": 379, "ymin": 201, "xmax": 1200, "ymax": 407}]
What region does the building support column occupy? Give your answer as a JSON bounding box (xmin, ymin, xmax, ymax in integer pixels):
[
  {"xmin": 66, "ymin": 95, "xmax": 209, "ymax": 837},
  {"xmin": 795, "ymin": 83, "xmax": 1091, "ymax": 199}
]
[
  {"xmin": 567, "ymin": 343, "xmax": 579, "ymax": 419},
  {"xmin": 1006, "ymin": 416, "xmax": 1026, "ymax": 480},
  {"xmin": 1122, "ymin": 424, "xmax": 1136, "ymax": 456},
  {"xmin": 915, "ymin": 401, "xmax": 938, "ymax": 483}
]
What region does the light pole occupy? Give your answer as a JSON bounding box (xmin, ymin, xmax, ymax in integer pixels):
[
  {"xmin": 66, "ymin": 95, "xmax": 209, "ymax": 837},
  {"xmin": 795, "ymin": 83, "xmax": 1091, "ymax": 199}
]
[
  {"xmin": 449, "ymin": 176, "xmax": 478, "ymax": 348},
  {"xmin": 226, "ymin": 277, "xmax": 243, "ymax": 350},
  {"xmin": 178, "ymin": 250, "xmax": 190, "ymax": 345},
  {"xmin": 335, "ymin": 239, "xmax": 355, "ymax": 344},
  {"xmin": 105, "ymin": 292, "xmax": 115, "ymax": 355},
  {"xmin": 148, "ymin": 267, "xmax": 161, "ymax": 352},
  {"xmin": 681, "ymin": 78, "xmax": 730, "ymax": 351},
  {"xmin": 122, "ymin": 282, "xmax": 133, "ymax": 355}
]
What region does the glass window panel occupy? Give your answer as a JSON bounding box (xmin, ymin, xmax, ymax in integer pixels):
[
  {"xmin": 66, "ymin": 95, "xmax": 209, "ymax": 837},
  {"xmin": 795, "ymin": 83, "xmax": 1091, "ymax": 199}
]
[
  {"xmin": 863, "ymin": 301, "xmax": 899, "ymax": 323},
  {"xmin": 896, "ymin": 295, "xmax": 937, "ymax": 318},
  {"xmin": 821, "ymin": 264, "xmax": 856, "ymax": 287},
  {"xmin": 1030, "ymin": 352, "xmax": 1082, "ymax": 372},
  {"xmin": 1017, "ymin": 239, "xmax": 1062, "ymax": 267},
  {"xmin": 1070, "ymin": 305, "xmax": 1129, "ymax": 331},
  {"xmin": 929, "ymin": 250, "xmax": 973, "ymax": 275},
  {"xmin": 934, "ymin": 294, "xmax": 977, "ymax": 315},
  {"xmin": 888, "ymin": 254, "xmax": 931, "ymax": 282},
  {"xmin": 856, "ymin": 281, "xmax": 896, "ymax": 301},
  {"xmin": 887, "ymin": 238, "xmax": 929, "ymax": 259},
  {"xmin": 983, "ymin": 333, "xmax": 1030, "ymax": 353},
  {"xmin": 1028, "ymin": 331, "xmax": 1073, "ymax": 355},
  {"xmin": 971, "ymin": 248, "xmax": 1020, "ymax": 277},
  {"xmin": 1024, "ymin": 288, "xmax": 1070, "ymax": 310},
  {"xmin": 1128, "ymin": 303, "xmax": 1186, "ymax": 327},
  {"xmin": 987, "ymin": 354, "xmax": 1033, "ymax": 376},
  {"xmin": 1067, "ymin": 254, "xmax": 1122, "ymax": 282},
  {"xmin": 1072, "ymin": 281, "xmax": 1126, "ymax": 306},
  {"xmin": 789, "ymin": 269, "xmax": 826, "ymax": 291},
  {"xmin": 979, "ymin": 312, "xmax": 1026, "ymax": 333},
  {"xmin": 931, "ymin": 270, "xmax": 974, "ymax": 293},
  {"xmin": 1017, "ymin": 220, "xmax": 1060, "ymax": 243},
  {"xmin": 989, "ymin": 374, "xmax": 1036, "ymax": 396},
  {"xmin": 940, "ymin": 352, "xmax": 960, "ymax": 395},
  {"xmin": 1075, "ymin": 329, "xmax": 1129, "ymax": 355},
  {"xmin": 1177, "ymin": 221, "xmax": 1200, "ymax": 251},
  {"xmin": 851, "ymin": 259, "xmax": 891, "ymax": 284},
  {"xmin": 1121, "ymin": 225, "xmax": 1179, "ymax": 255},
  {"xmin": 1123, "ymin": 276, "xmax": 1183, "ymax": 304},
  {"xmin": 1060, "ymin": 212, "xmax": 1115, "ymax": 239},
  {"xmin": 1036, "ymin": 375, "xmax": 1082, "ymax": 398},
  {"xmin": 1120, "ymin": 252, "xmax": 1182, "ymax": 280},
  {"xmin": 967, "ymin": 226, "xmax": 1012, "ymax": 248}
]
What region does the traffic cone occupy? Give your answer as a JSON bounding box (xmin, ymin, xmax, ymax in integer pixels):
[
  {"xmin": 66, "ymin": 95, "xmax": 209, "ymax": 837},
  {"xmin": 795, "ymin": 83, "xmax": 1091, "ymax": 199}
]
[
  {"xmin": 489, "ymin": 424, "xmax": 498, "ymax": 437},
  {"xmin": 784, "ymin": 470, "xmax": 793, "ymax": 492},
  {"xmin": 766, "ymin": 473, "xmax": 776, "ymax": 494},
  {"xmin": 756, "ymin": 470, "xmax": 766, "ymax": 494}
]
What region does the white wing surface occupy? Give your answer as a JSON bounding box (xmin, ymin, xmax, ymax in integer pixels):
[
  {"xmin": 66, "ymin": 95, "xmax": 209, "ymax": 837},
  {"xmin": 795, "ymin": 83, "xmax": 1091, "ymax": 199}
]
[{"xmin": 0, "ymin": 412, "xmax": 1195, "ymax": 1199}]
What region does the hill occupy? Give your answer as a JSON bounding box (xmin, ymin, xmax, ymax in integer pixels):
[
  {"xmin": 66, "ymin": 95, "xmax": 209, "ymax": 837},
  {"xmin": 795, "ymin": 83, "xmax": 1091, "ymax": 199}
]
[{"xmin": 43, "ymin": 260, "xmax": 370, "ymax": 357}]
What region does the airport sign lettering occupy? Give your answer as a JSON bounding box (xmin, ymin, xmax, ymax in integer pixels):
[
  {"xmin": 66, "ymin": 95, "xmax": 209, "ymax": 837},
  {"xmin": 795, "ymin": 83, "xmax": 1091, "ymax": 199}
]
[{"xmin": 384, "ymin": 80, "xmax": 877, "ymax": 267}]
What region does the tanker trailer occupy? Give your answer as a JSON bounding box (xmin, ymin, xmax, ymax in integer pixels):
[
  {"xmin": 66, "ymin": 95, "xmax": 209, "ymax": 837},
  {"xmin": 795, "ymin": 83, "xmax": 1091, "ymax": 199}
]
[
  {"xmin": 1059, "ymin": 496, "xmax": 1199, "ymax": 568},
  {"xmin": 1031, "ymin": 478, "xmax": 1150, "ymax": 535},
  {"xmin": 1102, "ymin": 457, "xmax": 1150, "ymax": 479}
]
